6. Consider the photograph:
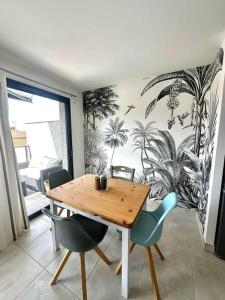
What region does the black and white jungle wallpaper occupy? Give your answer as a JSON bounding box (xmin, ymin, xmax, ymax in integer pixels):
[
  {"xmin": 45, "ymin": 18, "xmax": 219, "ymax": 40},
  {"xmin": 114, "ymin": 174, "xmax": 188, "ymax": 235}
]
[{"xmin": 83, "ymin": 47, "xmax": 224, "ymax": 230}]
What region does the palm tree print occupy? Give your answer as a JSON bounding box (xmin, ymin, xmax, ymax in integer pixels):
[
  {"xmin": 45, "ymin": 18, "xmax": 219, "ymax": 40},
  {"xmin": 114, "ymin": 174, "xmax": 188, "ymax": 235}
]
[
  {"xmin": 83, "ymin": 86, "xmax": 119, "ymax": 130},
  {"xmin": 84, "ymin": 128, "xmax": 108, "ymax": 174},
  {"xmin": 131, "ymin": 121, "xmax": 157, "ymax": 177},
  {"xmin": 141, "ymin": 47, "xmax": 223, "ymax": 155},
  {"xmin": 105, "ymin": 117, "xmax": 129, "ymax": 165},
  {"xmin": 83, "ymin": 86, "xmax": 120, "ymax": 174}
]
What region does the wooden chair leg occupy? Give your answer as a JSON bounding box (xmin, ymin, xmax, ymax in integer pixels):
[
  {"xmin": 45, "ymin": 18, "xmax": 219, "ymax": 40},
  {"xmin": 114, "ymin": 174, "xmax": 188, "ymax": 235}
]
[
  {"xmin": 80, "ymin": 252, "xmax": 87, "ymax": 300},
  {"xmin": 94, "ymin": 246, "xmax": 111, "ymax": 265},
  {"xmin": 154, "ymin": 244, "xmax": 165, "ymax": 261},
  {"xmin": 115, "ymin": 242, "xmax": 136, "ymax": 275},
  {"xmin": 51, "ymin": 250, "xmax": 72, "ymax": 285},
  {"xmin": 58, "ymin": 207, "xmax": 64, "ymax": 216},
  {"xmin": 146, "ymin": 246, "xmax": 160, "ymax": 300}
]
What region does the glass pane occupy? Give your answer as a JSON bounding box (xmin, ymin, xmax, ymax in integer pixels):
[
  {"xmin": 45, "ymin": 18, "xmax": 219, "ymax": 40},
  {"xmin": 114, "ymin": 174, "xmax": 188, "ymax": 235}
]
[
  {"xmin": 15, "ymin": 147, "xmax": 27, "ymax": 164},
  {"xmin": 8, "ymin": 88, "xmax": 69, "ymax": 217}
]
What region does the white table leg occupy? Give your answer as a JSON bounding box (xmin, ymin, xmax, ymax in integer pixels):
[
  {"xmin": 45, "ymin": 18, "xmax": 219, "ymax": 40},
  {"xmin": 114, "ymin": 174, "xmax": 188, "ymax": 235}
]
[
  {"xmin": 50, "ymin": 200, "xmax": 60, "ymax": 251},
  {"xmin": 122, "ymin": 228, "xmax": 130, "ymax": 298},
  {"xmin": 142, "ymin": 198, "xmax": 147, "ymax": 211}
]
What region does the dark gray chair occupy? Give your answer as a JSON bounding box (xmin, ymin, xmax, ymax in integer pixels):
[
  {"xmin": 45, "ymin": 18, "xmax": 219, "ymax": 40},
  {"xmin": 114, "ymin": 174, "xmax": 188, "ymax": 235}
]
[
  {"xmin": 48, "ymin": 169, "xmax": 72, "ymax": 217},
  {"xmin": 49, "ymin": 169, "xmax": 72, "ymax": 189},
  {"xmin": 42, "ymin": 208, "xmax": 111, "ymax": 300},
  {"xmin": 110, "ymin": 165, "xmax": 135, "ymax": 182}
]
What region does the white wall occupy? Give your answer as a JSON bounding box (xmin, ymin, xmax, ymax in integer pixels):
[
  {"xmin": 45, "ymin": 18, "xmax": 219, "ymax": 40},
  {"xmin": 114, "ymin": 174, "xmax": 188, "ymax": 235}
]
[
  {"xmin": 70, "ymin": 94, "xmax": 85, "ymax": 177},
  {"xmin": 204, "ymin": 39, "xmax": 225, "ymax": 246}
]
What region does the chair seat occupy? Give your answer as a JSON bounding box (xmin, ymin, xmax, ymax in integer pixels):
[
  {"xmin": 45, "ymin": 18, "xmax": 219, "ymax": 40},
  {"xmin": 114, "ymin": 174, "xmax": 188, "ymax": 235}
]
[
  {"xmin": 131, "ymin": 210, "xmax": 161, "ymax": 246},
  {"xmin": 72, "ymin": 214, "xmax": 108, "ymax": 244}
]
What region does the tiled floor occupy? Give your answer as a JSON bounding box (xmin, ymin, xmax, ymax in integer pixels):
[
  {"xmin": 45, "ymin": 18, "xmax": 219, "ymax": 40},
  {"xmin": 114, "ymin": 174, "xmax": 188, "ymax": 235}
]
[{"xmin": 1, "ymin": 204, "xmax": 225, "ymax": 300}]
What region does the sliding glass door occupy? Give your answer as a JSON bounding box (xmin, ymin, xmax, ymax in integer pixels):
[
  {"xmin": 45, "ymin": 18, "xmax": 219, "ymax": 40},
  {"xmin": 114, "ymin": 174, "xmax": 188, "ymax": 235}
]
[{"xmin": 7, "ymin": 79, "xmax": 73, "ymax": 219}]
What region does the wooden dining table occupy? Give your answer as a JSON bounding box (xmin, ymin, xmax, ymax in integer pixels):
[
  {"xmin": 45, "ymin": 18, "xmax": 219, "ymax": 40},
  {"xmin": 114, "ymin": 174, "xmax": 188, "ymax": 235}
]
[{"xmin": 46, "ymin": 174, "xmax": 150, "ymax": 298}]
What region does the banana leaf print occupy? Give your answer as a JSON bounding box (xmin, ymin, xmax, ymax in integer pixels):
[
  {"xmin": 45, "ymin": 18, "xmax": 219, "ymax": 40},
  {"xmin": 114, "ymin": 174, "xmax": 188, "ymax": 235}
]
[
  {"xmin": 141, "ymin": 129, "xmax": 201, "ymax": 208},
  {"xmin": 141, "ymin": 48, "xmax": 224, "ymax": 155}
]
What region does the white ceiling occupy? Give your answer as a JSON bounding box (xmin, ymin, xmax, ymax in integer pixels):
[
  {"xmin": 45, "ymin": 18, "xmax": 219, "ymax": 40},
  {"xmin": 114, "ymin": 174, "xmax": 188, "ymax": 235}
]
[{"xmin": 0, "ymin": 0, "xmax": 225, "ymax": 91}]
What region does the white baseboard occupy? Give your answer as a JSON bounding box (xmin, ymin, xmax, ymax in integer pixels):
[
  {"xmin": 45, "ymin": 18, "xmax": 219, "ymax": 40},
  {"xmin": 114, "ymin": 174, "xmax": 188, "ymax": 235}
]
[
  {"xmin": 204, "ymin": 243, "xmax": 215, "ymax": 253},
  {"xmin": 195, "ymin": 211, "xmax": 215, "ymax": 253}
]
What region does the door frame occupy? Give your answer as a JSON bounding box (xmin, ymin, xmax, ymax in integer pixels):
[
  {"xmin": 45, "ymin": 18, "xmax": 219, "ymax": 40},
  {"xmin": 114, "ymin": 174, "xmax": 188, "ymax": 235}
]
[{"xmin": 7, "ymin": 78, "xmax": 74, "ymax": 219}]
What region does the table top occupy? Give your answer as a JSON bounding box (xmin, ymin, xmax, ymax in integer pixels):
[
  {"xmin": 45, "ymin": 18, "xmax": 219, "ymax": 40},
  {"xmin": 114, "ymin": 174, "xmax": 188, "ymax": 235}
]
[{"xmin": 46, "ymin": 174, "xmax": 151, "ymax": 228}]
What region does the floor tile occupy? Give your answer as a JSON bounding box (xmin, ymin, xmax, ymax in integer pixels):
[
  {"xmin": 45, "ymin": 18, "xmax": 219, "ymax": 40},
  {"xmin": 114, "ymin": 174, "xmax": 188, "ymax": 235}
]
[
  {"xmin": 15, "ymin": 217, "xmax": 51, "ymax": 249},
  {"xmin": 78, "ymin": 259, "xmax": 141, "ymax": 300},
  {"xmin": 77, "ymin": 233, "xmax": 145, "ymax": 299},
  {"xmin": 105, "ymin": 233, "xmax": 146, "ymax": 272},
  {"xmin": 136, "ymin": 270, "xmax": 192, "ymax": 300},
  {"xmin": 160, "ymin": 208, "xmax": 190, "ymax": 252},
  {"xmin": 46, "ymin": 248, "xmax": 100, "ymax": 295},
  {"xmin": 187, "ymin": 213, "xmax": 225, "ymax": 268},
  {"xmin": 140, "ymin": 207, "xmax": 195, "ymax": 299},
  {"xmin": 0, "ymin": 250, "xmax": 42, "ymax": 300},
  {"xmin": 2, "ymin": 206, "xmax": 225, "ymax": 300},
  {"xmin": 192, "ymin": 255, "xmax": 225, "ymax": 300},
  {"xmin": 99, "ymin": 227, "xmax": 115, "ymax": 251},
  {"xmin": 21, "ymin": 230, "xmax": 63, "ymax": 268},
  {"xmin": 16, "ymin": 270, "xmax": 76, "ymax": 300},
  {"xmin": 0, "ymin": 243, "xmax": 20, "ymax": 267},
  {"xmin": 142, "ymin": 245, "xmax": 195, "ymax": 299},
  {"xmin": 40, "ymin": 213, "xmax": 51, "ymax": 223}
]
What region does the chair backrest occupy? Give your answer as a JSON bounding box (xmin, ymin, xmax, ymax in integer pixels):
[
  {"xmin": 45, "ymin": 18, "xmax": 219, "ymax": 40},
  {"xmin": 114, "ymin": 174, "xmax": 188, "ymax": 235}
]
[
  {"xmin": 146, "ymin": 192, "xmax": 177, "ymax": 245},
  {"xmin": 153, "ymin": 192, "xmax": 177, "ymax": 221},
  {"xmin": 42, "ymin": 208, "xmax": 96, "ymax": 252},
  {"xmin": 110, "ymin": 165, "xmax": 135, "ymax": 182},
  {"xmin": 48, "ymin": 169, "xmax": 72, "ymax": 190}
]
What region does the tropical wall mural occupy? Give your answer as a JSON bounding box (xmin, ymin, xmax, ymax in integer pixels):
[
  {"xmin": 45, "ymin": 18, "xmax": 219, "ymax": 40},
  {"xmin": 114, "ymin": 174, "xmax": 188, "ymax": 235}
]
[{"xmin": 83, "ymin": 48, "xmax": 224, "ymax": 230}]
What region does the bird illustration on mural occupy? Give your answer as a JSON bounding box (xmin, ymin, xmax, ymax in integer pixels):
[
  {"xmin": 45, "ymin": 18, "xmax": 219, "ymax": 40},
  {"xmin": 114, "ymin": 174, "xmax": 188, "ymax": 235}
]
[{"xmin": 124, "ymin": 105, "xmax": 135, "ymax": 115}]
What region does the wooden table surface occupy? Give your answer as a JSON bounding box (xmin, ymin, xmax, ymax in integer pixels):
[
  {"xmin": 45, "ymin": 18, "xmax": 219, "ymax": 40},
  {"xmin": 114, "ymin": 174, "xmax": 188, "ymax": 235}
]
[{"xmin": 46, "ymin": 174, "xmax": 150, "ymax": 228}]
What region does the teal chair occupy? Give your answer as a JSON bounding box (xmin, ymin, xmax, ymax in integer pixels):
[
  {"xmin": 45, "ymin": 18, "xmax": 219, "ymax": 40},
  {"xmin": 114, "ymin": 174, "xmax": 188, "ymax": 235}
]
[{"xmin": 115, "ymin": 192, "xmax": 177, "ymax": 300}]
